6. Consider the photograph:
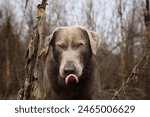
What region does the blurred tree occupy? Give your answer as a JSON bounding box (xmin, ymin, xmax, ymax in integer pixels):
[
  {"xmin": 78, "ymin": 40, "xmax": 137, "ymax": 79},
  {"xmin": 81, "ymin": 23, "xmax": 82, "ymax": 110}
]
[{"xmin": 0, "ymin": 2, "xmax": 25, "ymax": 99}]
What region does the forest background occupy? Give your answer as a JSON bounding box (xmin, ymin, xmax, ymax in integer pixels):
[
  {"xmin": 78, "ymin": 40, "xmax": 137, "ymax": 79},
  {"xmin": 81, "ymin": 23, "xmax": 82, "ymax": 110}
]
[{"xmin": 0, "ymin": 0, "xmax": 150, "ymax": 99}]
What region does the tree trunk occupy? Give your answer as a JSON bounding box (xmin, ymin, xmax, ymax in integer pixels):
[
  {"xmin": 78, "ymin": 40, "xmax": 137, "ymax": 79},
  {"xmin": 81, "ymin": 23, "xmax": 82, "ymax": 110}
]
[
  {"xmin": 17, "ymin": 0, "xmax": 48, "ymax": 100},
  {"xmin": 118, "ymin": 0, "xmax": 126, "ymax": 85}
]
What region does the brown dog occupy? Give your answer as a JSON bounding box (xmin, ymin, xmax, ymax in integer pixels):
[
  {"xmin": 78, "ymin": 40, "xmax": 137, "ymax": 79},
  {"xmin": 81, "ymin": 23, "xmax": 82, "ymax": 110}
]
[{"xmin": 43, "ymin": 26, "xmax": 100, "ymax": 99}]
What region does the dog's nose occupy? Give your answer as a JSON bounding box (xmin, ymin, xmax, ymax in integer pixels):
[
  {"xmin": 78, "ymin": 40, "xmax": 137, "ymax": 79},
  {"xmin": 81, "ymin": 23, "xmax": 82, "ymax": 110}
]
[{"xmin": 64, "ymin": 65, "xmax": 75, "ymax": 74}]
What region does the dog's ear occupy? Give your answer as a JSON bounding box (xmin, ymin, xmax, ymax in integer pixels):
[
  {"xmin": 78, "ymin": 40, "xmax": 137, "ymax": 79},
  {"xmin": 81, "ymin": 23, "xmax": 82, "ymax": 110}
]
[
  {"xmin": 44, "ymin": 28, "xmax": 61, "ymax": 55},
  {"xmin": 87, "ymin": 30, "xmax": 101, "ymax": 55},
  {"xmin": 84, "ymin": 29, "xmax": 101, "ymax": 55},
  {"xmin": 79, "ymin": 26, "xmax": 101, "ymax": 55}
]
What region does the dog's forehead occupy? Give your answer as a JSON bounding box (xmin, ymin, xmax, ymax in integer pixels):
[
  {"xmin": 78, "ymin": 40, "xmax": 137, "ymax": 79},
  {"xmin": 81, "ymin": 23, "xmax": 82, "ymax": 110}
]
[{"xmin": 55, "ymin": 27, "xmax": 87, "ymax": 42}]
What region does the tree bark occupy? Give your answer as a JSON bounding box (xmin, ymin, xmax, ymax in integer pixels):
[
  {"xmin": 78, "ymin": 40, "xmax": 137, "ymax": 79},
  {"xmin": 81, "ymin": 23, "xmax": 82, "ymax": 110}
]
[{"xmin": 17, "ymin": 0, "xmax": 48, "ymax": 100}]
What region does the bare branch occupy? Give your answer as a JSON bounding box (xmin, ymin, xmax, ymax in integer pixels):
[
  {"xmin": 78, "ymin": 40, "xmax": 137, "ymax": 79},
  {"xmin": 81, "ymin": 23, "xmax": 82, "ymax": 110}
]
[
  {"xmin": 112, "ymin": 51, "xmax": 150, "ymax": 99},
  {"xmin": 25, "ymin": 0, "xmax": 29, "ymax": 9}
]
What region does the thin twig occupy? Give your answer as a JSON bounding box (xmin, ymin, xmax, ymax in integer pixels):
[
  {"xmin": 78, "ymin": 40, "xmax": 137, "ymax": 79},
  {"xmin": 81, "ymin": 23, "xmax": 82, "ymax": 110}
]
[{"xmin": 112, "ymin": 52, "xmax": 149, "ymax": 99}]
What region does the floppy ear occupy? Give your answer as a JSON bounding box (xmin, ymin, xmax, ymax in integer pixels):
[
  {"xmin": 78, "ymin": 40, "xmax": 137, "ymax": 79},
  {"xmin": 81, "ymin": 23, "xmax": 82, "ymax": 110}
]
[
  {"xmin": 86, "ymin": 30, "xmax": 101, "ymax": 55},
  {"xmin": 44, "ymin": 27, "xmax": 62, "ymax": 55},
  {"xmin": 79, "ymin": 26, "xmax": 101, "ymax": 55}
]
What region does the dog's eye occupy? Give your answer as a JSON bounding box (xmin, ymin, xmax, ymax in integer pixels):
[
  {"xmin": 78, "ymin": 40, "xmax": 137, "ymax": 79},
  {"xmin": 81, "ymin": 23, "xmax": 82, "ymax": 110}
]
[
  {"xmin": 77, "ymin": 43, "xmax": 84, "ymax": 47},
  {"xmin": 73, "ymin": 43, "xmax": 84, "ymax": 49},
  {"xmin": 56, "ymin": 44, "xmax": 66, "ymax": 49}
]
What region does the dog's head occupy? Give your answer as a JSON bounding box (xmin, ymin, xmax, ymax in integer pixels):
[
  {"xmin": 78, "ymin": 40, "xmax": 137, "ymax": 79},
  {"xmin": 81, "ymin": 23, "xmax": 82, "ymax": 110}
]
[{"xmin": 45, "ymin": 26, "xmax": 101, "ymax": 86}]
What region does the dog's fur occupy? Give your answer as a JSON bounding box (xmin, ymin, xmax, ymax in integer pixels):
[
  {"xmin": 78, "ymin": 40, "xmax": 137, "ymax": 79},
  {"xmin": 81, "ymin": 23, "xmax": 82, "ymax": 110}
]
[{"xmin": 43, "ymin": 26, "xmax": 100, "ymax": 99}]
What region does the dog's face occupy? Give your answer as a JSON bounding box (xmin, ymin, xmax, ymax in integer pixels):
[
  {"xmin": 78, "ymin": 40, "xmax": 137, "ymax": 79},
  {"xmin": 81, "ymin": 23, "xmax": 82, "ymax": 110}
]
[{"xmin": 46, "ymin": 26, "xmax": 100, "ymax": 86}]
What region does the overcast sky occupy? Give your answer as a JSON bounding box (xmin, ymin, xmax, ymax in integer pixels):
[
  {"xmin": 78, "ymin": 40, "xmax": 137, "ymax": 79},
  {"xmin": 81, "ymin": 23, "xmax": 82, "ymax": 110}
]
[{"xmin": 0, "ymin": 0, "xmax": 145, "ymax": 52}]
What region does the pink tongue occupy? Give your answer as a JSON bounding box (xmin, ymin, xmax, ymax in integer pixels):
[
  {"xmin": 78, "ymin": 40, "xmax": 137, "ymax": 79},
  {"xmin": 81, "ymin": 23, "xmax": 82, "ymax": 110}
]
[{"xmin": 65, "ymin": 74, "xmax": 79, "ymax": 85}]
